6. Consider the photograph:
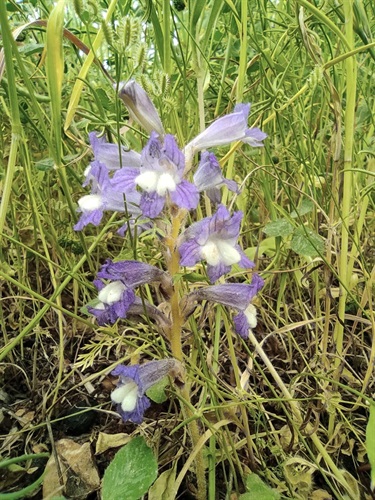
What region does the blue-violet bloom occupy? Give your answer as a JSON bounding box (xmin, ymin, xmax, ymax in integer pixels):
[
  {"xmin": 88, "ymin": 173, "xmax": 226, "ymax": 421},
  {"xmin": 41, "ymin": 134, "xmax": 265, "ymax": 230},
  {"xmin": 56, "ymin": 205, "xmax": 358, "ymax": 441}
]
[
  {"xmin": 193, "ymin": 151, "xmax": 238, "ymax": 203},
  {"xmin": 88, "ymin": 259, "xmax": 171, "ymax": 325},
  {"xmin": 89, "ymin": 132, "xmax": 141, "ymax": 171},
  {"xmin": 111, "ymin": 359, "xmax": 177, "ymax": 423},
  {"xmin": 186, "ymin": 103, "xmax": 267, "ymax": 154},
  {"xmin": 183, "ymin": 274, "xmax": 264, "ymax": 339},
  {"xmin": 74, "ymin": 160, "xmax": 144, "ymax": 232},
  {"xmin": 117, "ymin": 79, "xmax": 165, "ymax": 136},
  {"xmin": 112, "ymin": 132, "xmax": 199, "ymax": 218},
  {"xmin": 179, "ymin": 204, "xmax": 254, "ymax": 282}
]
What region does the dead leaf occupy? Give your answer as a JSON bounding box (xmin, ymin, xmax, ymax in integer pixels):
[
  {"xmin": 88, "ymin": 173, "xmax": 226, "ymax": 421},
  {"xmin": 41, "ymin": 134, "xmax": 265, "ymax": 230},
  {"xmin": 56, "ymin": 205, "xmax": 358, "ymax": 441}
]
[
  {"xmin": 148, "ymin": 462, "xmax": 178, "ymax": 500},
  {"xmin": 95, "ymin": 432, "xmax": 131, "ymax": 455},
  {"xmin": 43, "ymin": 439, "xmax": 100, "ymax": 499}
]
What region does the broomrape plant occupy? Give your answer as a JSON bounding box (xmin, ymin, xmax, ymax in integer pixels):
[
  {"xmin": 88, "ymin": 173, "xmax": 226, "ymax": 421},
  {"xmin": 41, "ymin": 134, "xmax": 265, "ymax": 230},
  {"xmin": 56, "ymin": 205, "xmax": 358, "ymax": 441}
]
[{"xmin": 74, "ymin": 80, "xmax": 266, "ymax": 473}]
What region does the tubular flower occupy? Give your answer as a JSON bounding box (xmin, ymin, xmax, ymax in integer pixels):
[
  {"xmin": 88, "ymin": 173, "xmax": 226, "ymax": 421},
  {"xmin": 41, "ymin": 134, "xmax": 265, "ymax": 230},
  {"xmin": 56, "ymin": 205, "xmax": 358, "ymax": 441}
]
[
  {"xmin": 74, "ymin": 159, "xmax": 144, "ymax": 233},
  {"xmin": 193, "ymin": 151, "xmax": 238, "ymax": 203},
  {"xmin": 88, "ymin": 259, "xmax": 172, "ymax": 325},
  {"xmin": 112, "ymin": 132, "xmax": 199, "ymax": 218},
  {"xmin": 89, "ymin": 132, "xmax": 141, "ymax": 171},
  {"xmin": 186, "ymin": 103, "xmax": 267, "ymax": 154},
  {"xmin": 179, "ymin": 204, "xmax": 254, "ymax": 282},
  {"xmin": 111, "ymin": 359, "xmax": 178, "ymax": 423},
  {"xmin": 182, "ymin": 274, "xmax": 264, "ymax": 339},
  {"xmin": 117, "ymin": 79, "xmax": 165, "ymax": 136}
]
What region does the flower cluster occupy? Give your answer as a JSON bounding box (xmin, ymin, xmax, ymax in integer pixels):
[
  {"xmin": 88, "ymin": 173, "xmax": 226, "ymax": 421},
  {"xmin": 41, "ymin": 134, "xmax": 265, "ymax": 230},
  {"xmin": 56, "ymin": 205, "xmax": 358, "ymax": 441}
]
[{"xmin": 75, "ymin": 80, "xmax": 267, "ymax": 424}]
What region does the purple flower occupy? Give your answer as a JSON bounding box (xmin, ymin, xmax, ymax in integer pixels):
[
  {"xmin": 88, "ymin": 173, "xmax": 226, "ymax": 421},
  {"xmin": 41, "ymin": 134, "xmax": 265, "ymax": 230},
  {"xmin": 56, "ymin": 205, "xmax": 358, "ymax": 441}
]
[
  {"xmin": 186, "ymin": 103, "xmax": 267, "ymax": 153},
  {"xmin": 113, "ymin": 132, "xmax": 199, "ymax": 218},
  {"xmin": 117, "ymin": 80, "xmax": 165, "ymax": 136},
  {"xmin": 179, "ymin": 205, "xmax": 254, "ymax": 282},
  {"xmin": 193, "ymin": 151, "xmax": 238, "ymax": 203},
  {"xmin": 89, "ymin": 132, "xmax": 141, "ymax": 171},
  {"xmin": 73, "ymin": 189, "xmax": 142, "ymax": 231},
  {"xmin": 111, "ymin": 359, "xmax": 177, "ymax": 423},
  {"xmin": 88, "ymin": 259, "xmax": 171, "ymax": 325},
  {"xmin": 182, "ymin": 274, "xmax": 264, "ymax": 339},
  {"xmin": 74, "ymin": 159, "xmax": 145, "ymax": 232}
]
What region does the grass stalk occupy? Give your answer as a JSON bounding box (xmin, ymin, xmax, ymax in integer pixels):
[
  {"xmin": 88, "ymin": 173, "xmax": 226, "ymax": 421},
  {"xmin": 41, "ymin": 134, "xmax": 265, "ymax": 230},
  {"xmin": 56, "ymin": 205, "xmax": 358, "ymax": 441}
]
[
  {"xmin": 331, "ymin": 0, "xmax": 357, "ymax": 401},
  {"xmin": 0, "ymin": 0, "xmax": 22, "ymax": 244}
]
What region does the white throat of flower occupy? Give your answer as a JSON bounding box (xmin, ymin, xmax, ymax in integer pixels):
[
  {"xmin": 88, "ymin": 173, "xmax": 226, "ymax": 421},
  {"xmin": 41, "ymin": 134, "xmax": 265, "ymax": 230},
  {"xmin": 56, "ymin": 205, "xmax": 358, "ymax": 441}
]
[
  {"xmin": 111, "ymin": 380, "xmax": 139, "ymax": 412},
  {"xmin": 200, "ymin": 238, "xmax": 241, "ymax": 266},
  {"xmin": 244, "ymin": 304, "xmax": 257, "ymax": 329},
  {"xmin": 136, "ymin": 170, "xmax": 177, "ymax": 196},
  {"xmin": 78, "ymin": 194, "xmax": 103, "ymax": 212},
  {"xmin": 97, "ymin": 281, "xmax": 126, "ymax": 305}
]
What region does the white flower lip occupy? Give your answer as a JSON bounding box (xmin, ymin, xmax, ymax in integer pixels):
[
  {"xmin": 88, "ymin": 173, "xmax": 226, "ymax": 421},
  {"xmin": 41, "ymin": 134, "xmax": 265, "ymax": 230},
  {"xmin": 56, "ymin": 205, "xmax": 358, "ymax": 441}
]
[
  {"xmin": 98, "ymin": 281, "xmax": 126, "ymax": 305},
  {"xmin": 135, "ymin": 171, "xmax": 177, "ymax": 196},
  {"xmin": 244, "ymin": 304, "xmax": 257, "ymax": 329},
  {"xmin": 111, "ymin": 380, "xmax": 139, "ymax": 412},
  {"xmin": 156, "ymin": 173, "xmax": 177, "ymax": 195},
  {"xmin": 78, "ymin": 194, "xmax": 103, "ymax": 211},
  {"xmin": 200, "ymin": 238, "xmax": 241, "ymax": 266},
  {"xmin": 136, "ymin": 171, "xmax": 158, "ymax": 193}
]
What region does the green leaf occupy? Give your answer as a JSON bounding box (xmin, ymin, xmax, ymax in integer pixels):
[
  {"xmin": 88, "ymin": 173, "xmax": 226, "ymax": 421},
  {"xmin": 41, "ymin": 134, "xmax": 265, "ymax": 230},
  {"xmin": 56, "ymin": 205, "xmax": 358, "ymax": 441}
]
[
  {"xmin": 291, "ymin": 227, "xmax": 324, "ymax": 257},
  {"xmin": 102, "ymin": 436, "xmax": 158, "ymax": 500},
  {"xmin": 35, "ymin": 158, "xmax": 55, "ymax": 172},
  {"xmin": 239, "ymin": 474, "xmax": 280, "ymax": 500},
  {"xmin": 146, "ymin": 376, "xmax": 169, "ymax": 404},
  {"xmin": 366, "ymin": 402, "xmax": 375, "ymax": 489},
  {"xmin": 290, "ymin": 199, "xmax": 314, "ymax": 218},
  {"xmin": 263, "ymin": 219, "xmax": 294, "ymax": 238}
]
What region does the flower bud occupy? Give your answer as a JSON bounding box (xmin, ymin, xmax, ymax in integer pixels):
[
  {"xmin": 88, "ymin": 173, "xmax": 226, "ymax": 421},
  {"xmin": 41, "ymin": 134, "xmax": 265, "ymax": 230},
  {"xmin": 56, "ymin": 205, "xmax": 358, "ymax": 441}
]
[{"xmin": 117, "ymin": 80, "xmax": 165, "ymax": 136}]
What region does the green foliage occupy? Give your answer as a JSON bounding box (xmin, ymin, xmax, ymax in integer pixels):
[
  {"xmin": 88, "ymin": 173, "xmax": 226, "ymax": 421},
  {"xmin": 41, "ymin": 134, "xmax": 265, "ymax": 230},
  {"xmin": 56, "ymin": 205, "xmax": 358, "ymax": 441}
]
[
  {"xmin": 102, "ymin": 437, "xmax": 158, "ymax": 500},
  {"xmin": 239, "ymin": 473, "xmax": 280, "ymax": 500},
  {"xmin": 366, "ymin": 402, "xmax": 375, "ymax": 489},
  {"xmin": 146, "ymin": 376, "xmax": 169, "ymax": 404}
]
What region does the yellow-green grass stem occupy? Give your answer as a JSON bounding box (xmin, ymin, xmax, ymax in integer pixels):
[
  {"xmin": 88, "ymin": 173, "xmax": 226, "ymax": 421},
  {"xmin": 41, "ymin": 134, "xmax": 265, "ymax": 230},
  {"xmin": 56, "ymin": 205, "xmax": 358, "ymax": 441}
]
[
  {"xmin": 0, "ymin": 0, "xmax": 22, "ymax": 246},
  {"xmin": 330, "ymin": 2, "xmax": 357, "ymax": 438}
]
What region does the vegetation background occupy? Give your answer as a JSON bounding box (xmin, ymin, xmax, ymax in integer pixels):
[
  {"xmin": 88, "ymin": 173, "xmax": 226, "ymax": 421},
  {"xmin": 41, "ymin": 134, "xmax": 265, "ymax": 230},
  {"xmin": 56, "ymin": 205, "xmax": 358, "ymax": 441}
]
[{"xmin": 0, "ymin": 0, "xmax": 374, "ymax": 498}]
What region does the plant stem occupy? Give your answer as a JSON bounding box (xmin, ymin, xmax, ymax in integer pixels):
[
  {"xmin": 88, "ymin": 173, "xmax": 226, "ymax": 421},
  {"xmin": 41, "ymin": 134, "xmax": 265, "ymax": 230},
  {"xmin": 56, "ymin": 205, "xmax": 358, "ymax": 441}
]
[
  {"xmin": 329, "ymin": 0, "xmax": 357, "ymax": 436},
  {"xmin": 164, "ymin": 208, "xmax": 206, "ymax": 500}
]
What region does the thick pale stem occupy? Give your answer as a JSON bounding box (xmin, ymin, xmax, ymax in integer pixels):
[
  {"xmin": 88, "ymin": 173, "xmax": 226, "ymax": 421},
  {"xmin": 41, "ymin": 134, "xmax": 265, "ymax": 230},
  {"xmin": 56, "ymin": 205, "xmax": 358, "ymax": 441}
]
[{"xmin": 164, "ymin": 208, "xmax": 207, "ymax": 500}]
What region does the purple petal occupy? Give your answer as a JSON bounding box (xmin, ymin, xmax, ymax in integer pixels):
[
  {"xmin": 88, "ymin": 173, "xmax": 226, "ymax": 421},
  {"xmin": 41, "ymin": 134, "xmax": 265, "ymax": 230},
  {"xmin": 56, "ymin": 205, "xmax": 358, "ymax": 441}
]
[
  {"xmin": 117, "ymin": 394, "xmax": 151, "ymax": 424},
  {"xmin": 88, "ymin": 288, "xmax": 135, "ymax": 325},
  {"xmin": 237, "ymin": 245, "xmax": 255, "ymax": 269},
  {"xmin": 83, "ymin": 161, "xmax": 111, "ymax": 191},
  {"xmin": 190, "ymin": 277, "xmax": 264, "ymax": 311},
  {"xmin": 179, "ymin": 239, "xmax": 203, "ymax": 267},
  {"xmin": 243, "ymin": 128, "xmax": 268, "ymax": 147},
  {"xmin": 141, "ymin": 132, "xmax": 163, "ymax": 171},
  {"xmin": 193, "ymin": 152, "xmax": 223, "ymax": 191},
  {"xmin": 233, "ymin": 312, "xmax": 249, "ymax": 339},
  {"xmin": 74, "ymin": 207, "xmax": 103, "ymax": 231},
  {"xmin": 89, "ymin": 132, "xmax": 142, "ymax": 169},
  {"xmin": 97, "ymin": 259, "xmax": 167, "ymax": 288},
  {"xmin": 170, "ymin": 180, "xmax": 199, "ymax": 210},
  {"xmin": 163, "ymin": 134, "xmax": 185, "ymax": 175},
  {"xmin": 117, "ymin": 80, "xmax": 165, "ymax": 136},
  {"xmin": 112, "ymin": 168, "xmax": 140, "ymax": 193},
  {"xmin": 188, "ymin": 108, "xmax": 248, "ymax": 151},
  {"xmin": 140, "ymin": 191, "xmax": 165, "ymax": 218},
  {"xmin": 207, "ymin": 262, "xmax": 231, "ymax": 282}
]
